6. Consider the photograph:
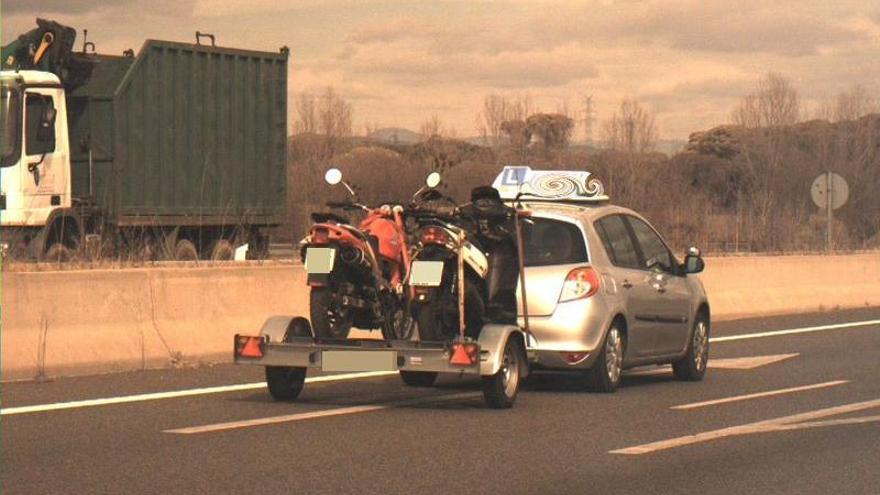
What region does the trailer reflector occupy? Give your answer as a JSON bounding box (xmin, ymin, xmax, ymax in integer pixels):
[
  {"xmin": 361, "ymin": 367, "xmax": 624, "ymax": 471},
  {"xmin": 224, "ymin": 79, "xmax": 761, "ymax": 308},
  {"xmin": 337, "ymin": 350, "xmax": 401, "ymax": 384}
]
[
  {"xmin": 449, "ymin": 342, "xmax": 479, "ymax": 366},
  {"xmin": 236, "ymin": 336, "xmax": 264, "ymax": 358}
]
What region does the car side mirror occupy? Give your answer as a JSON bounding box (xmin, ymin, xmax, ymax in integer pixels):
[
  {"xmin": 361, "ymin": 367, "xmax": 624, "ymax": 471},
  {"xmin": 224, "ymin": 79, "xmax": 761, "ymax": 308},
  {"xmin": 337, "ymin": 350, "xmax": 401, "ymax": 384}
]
[{"xmin": 683, "ymin": 246, "xmax": 704, "ymax": 274}]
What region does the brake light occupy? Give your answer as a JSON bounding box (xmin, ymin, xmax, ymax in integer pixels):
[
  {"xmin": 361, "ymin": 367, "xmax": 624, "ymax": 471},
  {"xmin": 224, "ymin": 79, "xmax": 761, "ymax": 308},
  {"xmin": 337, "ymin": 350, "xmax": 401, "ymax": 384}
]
[
  {"xmin": 449, "ymin": 342, "xmax": 479, "ymax": 366},
  {"xmin": 235, "ymin": 335, "xmax": 264, "ymax": 358},
  {"xmin": 559, "ymin": 267, "xmax": 600, "ymax": 302},
  {"xmin": 312, "ymin": 228, "xmax": 330, "ymax": 244},
  {"xmin": 420, "ymin": 226, "xmax": 449, "ymax": 246}
]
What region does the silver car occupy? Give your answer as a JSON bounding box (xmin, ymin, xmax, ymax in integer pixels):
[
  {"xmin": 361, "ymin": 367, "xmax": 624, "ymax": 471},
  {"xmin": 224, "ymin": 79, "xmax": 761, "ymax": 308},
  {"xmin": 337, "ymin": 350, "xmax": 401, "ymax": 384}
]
[{"xmin": 497, "ymin": 169, "xmax": 709, "ymax": 392}]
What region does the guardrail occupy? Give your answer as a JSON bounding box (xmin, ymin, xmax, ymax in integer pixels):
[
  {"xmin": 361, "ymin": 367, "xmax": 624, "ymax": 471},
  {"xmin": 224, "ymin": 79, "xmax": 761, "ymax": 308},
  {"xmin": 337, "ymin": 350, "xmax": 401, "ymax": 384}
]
[{"xmin": 2, "ymin": 253, "xmax": 878, "ymax": 381}]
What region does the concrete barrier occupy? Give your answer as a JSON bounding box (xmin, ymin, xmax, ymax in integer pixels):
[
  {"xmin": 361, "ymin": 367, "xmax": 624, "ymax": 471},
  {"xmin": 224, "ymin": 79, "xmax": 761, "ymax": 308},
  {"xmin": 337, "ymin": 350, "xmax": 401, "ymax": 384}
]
[{"xmin": 2, "ymin": 253, "xmax": 878, "ymax": 381}]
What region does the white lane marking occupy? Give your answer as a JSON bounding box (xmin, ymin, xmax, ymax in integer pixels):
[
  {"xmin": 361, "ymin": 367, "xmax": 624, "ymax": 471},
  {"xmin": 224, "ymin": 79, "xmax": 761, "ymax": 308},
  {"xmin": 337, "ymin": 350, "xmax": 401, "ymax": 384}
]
[
  {"xmin": 711, "ymin": 319, "xmax": 880, "ymax": 343},
  {"xmin": 767, "ymin": 414, "xmax": 880, "ymax": 431},
  {"xmin": 671, "ymin": 380, "xmax": 849, "ymax": 410},
  {"xmin": 626, "ymin": 353, "xmax": 800, "ymax": 377},
  {"xmin": 164, "ymin": 392, "xmax": 480, "ymax": 434},
  {"xmin": 708, "ymin": 353, "xmax": 799, "ymax": 370},
  {"xmin": 5, "ymin": 318, "xmax": 879, "ymax": 417},
  {"xmin": 0, "ymin": 371, "xmax": 397, "ymax": 416},
  {"xmin": 611, "ymin": 398, "xmax": 880, "ymax": 455}
]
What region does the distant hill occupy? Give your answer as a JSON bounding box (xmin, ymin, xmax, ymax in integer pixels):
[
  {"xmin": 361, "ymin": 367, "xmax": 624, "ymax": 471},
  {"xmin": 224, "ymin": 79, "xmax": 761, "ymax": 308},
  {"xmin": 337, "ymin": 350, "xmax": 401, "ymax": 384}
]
[{"xmin": 367, "ymin": 127, "xmax": 422, "ymax": 144}]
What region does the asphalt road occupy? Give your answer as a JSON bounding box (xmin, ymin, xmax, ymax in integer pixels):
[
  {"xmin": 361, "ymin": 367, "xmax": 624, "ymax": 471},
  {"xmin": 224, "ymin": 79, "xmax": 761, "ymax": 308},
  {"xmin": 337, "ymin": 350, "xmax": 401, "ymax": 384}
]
[{"xmin": 2, "ymin": 308, "xmax": 879, "ymax": 494}]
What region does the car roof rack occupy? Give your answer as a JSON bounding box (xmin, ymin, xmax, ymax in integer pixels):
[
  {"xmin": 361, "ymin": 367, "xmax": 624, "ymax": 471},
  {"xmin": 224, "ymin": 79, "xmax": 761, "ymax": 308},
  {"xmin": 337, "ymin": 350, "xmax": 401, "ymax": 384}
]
[{"xmin": 492, "ymin": 166, "xmax": 609, "ymax": 203}]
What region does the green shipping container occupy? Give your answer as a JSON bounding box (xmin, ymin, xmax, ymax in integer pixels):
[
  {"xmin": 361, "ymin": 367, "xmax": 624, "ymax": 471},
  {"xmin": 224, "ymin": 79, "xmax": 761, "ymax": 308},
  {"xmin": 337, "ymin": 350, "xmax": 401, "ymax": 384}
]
[{"xmin": 67, "ymin": 39, "xmax": 288, "ymax": 227}]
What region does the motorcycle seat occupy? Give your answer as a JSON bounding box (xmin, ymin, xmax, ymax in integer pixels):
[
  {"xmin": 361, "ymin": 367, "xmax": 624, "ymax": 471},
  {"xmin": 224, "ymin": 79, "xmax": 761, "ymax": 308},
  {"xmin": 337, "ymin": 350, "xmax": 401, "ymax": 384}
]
[{"xmin": 311, "ymin": 212, "xmax": 350, "ymax": 224}]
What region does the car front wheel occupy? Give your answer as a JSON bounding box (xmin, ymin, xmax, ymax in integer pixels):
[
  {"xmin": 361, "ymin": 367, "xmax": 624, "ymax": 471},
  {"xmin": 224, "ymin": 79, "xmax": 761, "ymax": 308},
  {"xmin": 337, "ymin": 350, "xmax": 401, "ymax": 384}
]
[{"xmin": 672, "ymin": 313, "xmax": 709, "ymax": 381}]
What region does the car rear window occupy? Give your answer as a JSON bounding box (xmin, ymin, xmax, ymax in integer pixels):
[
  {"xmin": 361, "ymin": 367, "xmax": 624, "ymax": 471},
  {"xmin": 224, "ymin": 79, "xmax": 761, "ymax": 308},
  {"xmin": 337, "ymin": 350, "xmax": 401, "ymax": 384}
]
[{"xmin": 522, "ymin": 217, "xmax": 588, "ymax": 267}]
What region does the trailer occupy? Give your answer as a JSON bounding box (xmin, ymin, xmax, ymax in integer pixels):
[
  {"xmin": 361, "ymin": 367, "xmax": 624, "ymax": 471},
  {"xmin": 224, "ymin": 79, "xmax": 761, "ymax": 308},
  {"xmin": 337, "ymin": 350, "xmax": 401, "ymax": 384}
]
[
  {"xmin": 1, "ymin": 19, "xmax": 287, "ymax": 261},
  {"xmin": 234, "ymin": 316, "xmax": 532, "ymax": 409}
]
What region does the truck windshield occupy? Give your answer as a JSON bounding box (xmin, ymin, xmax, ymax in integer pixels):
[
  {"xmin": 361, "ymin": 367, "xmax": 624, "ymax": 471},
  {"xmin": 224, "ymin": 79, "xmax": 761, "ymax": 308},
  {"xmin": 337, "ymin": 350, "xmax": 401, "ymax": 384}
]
[{"xmin": 1, "ymin": 83, "xmax": 21, "ymax": 167}]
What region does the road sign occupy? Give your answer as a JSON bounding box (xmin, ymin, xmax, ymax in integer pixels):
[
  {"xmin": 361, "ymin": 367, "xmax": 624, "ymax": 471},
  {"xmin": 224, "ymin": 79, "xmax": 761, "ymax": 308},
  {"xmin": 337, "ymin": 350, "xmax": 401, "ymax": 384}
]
[{"xmin": 811, "ymin": 172, "xmax": 849, "ymax": 210}]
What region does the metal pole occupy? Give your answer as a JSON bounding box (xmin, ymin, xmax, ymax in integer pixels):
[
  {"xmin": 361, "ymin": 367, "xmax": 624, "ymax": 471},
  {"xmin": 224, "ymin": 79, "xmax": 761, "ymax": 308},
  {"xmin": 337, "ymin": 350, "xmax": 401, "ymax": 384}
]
[
  {"xmin": 458, "ymin": 231, "xmax": 466, "ymax": 339},
  {"xmin": 826, "ymin": 171, "xmax": 832, "ymax": 253}
]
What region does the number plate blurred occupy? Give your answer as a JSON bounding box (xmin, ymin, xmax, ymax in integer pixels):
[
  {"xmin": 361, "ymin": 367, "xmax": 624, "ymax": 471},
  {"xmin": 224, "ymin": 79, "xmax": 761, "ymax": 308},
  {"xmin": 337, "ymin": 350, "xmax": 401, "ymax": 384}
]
[
  {"xmin": 305, "ymin": 247, "xmax": 336, "ymax": 274},
  {"xmin": 322, "ymin": 351, "xmax": 397, "ymax": 372},
  {"xmin": 409, "ymin": 260, "xmax": 444, "ymax": 286}
]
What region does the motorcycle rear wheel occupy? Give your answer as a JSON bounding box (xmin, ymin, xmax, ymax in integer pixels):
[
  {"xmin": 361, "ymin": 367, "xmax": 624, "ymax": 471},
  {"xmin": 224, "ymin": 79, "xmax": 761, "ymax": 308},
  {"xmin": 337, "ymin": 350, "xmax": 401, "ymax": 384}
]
[{"xmin": 310, "ymin": 287, "xmax": 353, "ymax": 339}]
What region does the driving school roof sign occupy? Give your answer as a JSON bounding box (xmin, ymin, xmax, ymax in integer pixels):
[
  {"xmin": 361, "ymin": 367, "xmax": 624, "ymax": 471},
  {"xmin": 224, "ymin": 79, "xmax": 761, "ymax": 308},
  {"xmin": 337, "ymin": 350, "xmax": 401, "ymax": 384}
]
[{"xmin": 492, "ymin": 166, "xmax": 608, "ymax": 202}]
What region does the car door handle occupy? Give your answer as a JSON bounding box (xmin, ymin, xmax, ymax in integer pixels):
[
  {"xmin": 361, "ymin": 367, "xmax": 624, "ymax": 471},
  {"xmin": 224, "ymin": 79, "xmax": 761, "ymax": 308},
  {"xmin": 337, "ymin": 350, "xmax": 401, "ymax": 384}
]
[{"xmin": 621, "ymin": 280, "xmax": 633, "ymax": 289}]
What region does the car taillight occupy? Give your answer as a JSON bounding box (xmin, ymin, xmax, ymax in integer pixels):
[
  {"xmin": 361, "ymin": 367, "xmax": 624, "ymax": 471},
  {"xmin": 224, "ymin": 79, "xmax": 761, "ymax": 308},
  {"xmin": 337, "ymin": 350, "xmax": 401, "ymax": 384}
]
[
  {"xmin": 559, "ymin": 267, "xmax": 600, "ymax": 302},
  {"xmin": 420, "ymin": 226, "xmax": 449, "ymax": 246},
  {"xmin": 312, "ymin": 228, "xmax": 330, "ymax": 244}
]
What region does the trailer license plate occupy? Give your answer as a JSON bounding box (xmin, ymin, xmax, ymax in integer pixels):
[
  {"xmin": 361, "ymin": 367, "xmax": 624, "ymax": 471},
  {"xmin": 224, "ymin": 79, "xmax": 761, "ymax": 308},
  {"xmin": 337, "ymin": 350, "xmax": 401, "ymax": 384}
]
[
  {"xmin": 322, "ymin": 351, "xmax": 397, "ymax": 372},
  {"xmin": 409, "ymin": 260, "xmax": 444, "ymax": 286},
  {"xmin": 305, "ymin": 247, "xmax": 336, "ymax": 274}
]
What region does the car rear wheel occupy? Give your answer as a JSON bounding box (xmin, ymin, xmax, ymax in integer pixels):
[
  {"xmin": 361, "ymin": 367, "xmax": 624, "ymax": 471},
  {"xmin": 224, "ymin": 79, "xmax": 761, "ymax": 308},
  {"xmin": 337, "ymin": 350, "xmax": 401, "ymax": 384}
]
[
  {"xmin": 673, "ymin": 314, "xmax": 709, "ymax": 381},
  {"xmin": 585, "ymin": 324, "xmax": 624, "ymax": 393}
]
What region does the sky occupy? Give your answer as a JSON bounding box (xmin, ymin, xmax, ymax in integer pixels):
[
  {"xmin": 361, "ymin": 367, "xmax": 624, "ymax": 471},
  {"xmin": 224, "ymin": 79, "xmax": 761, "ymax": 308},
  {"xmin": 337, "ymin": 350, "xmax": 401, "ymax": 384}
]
[{"xmin": 3, "ymin": 0, "xmax": 879, "ymax": 140}]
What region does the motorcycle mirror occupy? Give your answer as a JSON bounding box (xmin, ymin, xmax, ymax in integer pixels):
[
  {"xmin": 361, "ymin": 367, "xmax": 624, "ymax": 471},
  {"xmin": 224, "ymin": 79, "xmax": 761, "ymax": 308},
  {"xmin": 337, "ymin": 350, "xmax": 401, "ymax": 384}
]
[
  {"xmin": 425, "ymin": 172, "xmax": 441, "ymax": 189},
  {"xmin": 325, "ymin": 168, "xmax": 343, "ymax": 185}
]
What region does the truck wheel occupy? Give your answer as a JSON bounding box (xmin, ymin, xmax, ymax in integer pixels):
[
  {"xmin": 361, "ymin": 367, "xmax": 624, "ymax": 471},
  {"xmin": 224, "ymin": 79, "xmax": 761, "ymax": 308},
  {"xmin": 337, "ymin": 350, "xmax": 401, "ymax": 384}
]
[
  {"xmin": 209, "ymin": 239, "xmax": 235, "ymax": 261},
  {"xmin": 672, "ymin": 314, "xmax": 710, "ymax": 381},
  {"xmin": 482, "ymin": 337, "xmax": 524, "ymax": 409},
  {"xmin": 584, "ymin": 323, "xmax": 624, "ymax": 393},
  {"xmin": 310, "ymin": 287, "xmax": 352, "ymax": 339},
  {"xmin": 265, "ymin": 366, "xmax": 307, "ymax": 401},
  {"xmin": 44, "ymin": 243, "xmax": 74, "ymax": 262},
  {"xmin": 173, "ymin": 239, "xmax": 199, "ymax": 261},
  {"xmin": 399, "ymin": 371, "xmax": 438, "ymax": 387}
]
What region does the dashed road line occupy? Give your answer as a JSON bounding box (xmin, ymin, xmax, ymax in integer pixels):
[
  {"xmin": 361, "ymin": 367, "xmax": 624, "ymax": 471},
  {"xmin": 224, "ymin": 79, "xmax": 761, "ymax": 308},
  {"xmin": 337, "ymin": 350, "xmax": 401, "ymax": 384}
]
[
  {"xmin": 0, "ymin": 371, "xmax": 397, "ymax": 416},
  {"xmin": 164, "ymin": 392, "xmax": 480, "ymax": 434},
  {"xmin": 611, "ymin": 398, "xmax": 880, "ymax": 455},
  {"xmin": 671, "ymin": 380, "xmax": 849, "ymax": 410}
]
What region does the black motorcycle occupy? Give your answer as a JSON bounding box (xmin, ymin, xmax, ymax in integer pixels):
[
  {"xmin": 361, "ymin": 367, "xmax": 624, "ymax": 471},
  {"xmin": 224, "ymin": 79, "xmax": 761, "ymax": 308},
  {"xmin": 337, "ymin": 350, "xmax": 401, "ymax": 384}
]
[{"xmin": 407, "ymin": 179, "xmax": 523, "ymax": 342}]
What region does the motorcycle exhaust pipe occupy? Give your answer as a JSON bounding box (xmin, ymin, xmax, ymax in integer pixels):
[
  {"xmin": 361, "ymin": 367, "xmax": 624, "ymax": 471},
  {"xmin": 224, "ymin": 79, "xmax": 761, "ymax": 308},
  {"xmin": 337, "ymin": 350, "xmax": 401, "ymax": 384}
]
[{"xmin": 340, "ymin": 245, "xmax": 370, "ymax": 269}]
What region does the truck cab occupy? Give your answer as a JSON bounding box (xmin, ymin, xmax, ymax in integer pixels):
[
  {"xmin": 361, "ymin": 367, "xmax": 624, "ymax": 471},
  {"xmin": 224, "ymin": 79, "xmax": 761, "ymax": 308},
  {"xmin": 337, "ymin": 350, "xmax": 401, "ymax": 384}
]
[{"xmin": 1, "ymin": 70, "xmax": 71, "ymax": 257}]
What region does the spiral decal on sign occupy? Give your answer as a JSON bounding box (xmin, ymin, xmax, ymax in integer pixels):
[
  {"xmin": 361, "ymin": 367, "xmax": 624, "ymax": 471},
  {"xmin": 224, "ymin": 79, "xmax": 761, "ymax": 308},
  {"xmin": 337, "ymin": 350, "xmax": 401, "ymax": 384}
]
[
  {"xmin": 584, "ymin": 177, "xmax": 605, "ymax": 197},
  {"xmin": 530, "ymin": 174, "xmax": 580, "ymax": 198}
]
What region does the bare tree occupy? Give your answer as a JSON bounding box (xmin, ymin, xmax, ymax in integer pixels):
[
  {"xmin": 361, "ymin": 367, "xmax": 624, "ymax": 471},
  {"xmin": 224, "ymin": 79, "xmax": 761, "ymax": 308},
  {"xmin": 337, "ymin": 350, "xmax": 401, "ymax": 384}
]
[
  {"xmin": 731, "ymin": 72, "xmax": 801, "ymax": 128},
  {"xmin": 318, "ymin": 86, "xmax": 353, "ymax": 138},
  {"xmin": 419, "ymin": 114, "xmax": 444, "ymax": 141},
  {"xmin": 477, "ymin": 93, "xmax": 534, "ymax": 146},
  {"xmin": 833, "ymin": 85, "xmax": 877, "ymax": 122},
  {"xmin": 294, "ymin": 92, "xmax": 317, "ymax": 135},
  {"xmin": 602, "ymin": 98, "xmax": 658, "ymax": 154}
]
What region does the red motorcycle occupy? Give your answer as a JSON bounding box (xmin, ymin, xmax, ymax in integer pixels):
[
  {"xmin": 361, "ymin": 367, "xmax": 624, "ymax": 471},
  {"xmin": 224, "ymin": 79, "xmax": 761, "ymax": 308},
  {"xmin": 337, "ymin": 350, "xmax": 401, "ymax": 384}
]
[{"xmin": 301, "ymin": 168, "xmax": 414, "ymax": 340}]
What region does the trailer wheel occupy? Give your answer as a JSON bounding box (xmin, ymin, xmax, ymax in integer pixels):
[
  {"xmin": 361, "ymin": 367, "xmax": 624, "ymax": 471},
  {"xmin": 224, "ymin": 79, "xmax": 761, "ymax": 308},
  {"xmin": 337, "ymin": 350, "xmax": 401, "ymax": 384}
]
[
  {"xmin": 173, "ymin": 239, "xmax": 199, "ymax": 261},
  {"xmin": 265, "ymin": 366, "xmax": 307, "ymax": 401},
  {"xmin": 482, "ymin": 336, "xmax": 524, "ymax": 409},
  {"xmin": 399, "ymin": 371, "xmax": 438, "ymax": 387},
  {"xmin": 209, "ymin": 239, "xmax": 235, "ymax": 261}
]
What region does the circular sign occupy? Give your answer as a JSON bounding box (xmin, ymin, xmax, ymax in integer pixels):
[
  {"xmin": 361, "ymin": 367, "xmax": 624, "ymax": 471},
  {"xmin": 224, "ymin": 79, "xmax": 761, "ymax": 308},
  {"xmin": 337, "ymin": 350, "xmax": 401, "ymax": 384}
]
[{"xmin": 811, "ymin": 173, "xmax": 849, "ymax": 210}]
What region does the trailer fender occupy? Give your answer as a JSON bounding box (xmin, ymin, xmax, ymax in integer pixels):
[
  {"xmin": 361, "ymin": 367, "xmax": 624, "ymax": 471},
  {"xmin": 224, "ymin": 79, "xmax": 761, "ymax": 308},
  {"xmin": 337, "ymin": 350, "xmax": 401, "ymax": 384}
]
[
  {"xmin": 478, "ymin": 324, "xmax": 528, "ymax": 377},
  {"xmin": 258, "ymin": 316, "xmax": 314, "ymax": 343}
]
